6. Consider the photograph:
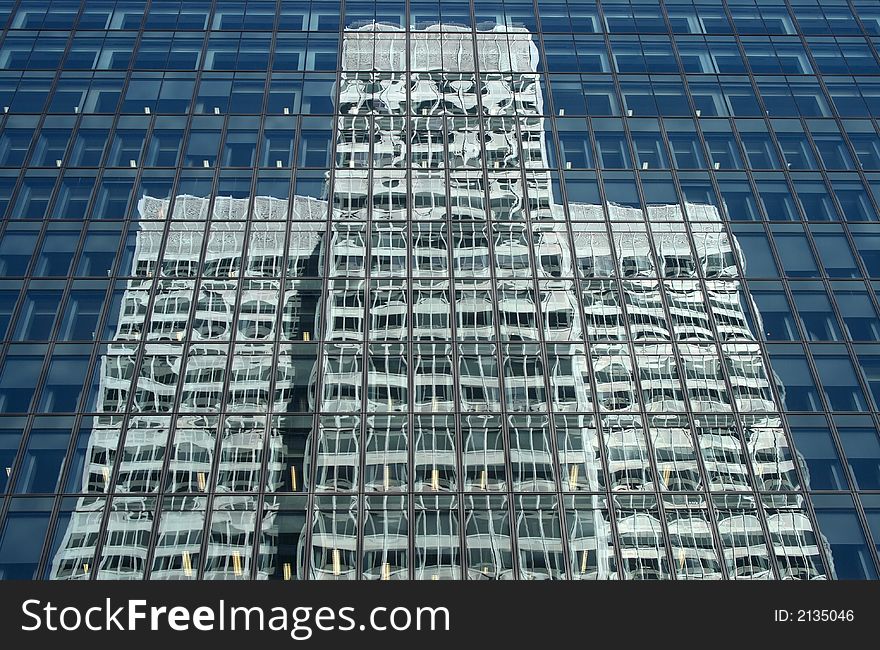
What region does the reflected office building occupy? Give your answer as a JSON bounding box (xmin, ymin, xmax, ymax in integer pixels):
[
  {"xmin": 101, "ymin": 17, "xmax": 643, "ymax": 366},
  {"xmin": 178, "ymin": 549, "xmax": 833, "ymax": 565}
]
[
  {"xmin": 9, "ymin": 2, "xmax": 880, "ymax": 579},
  {"xmin": 40, "ymin": 23, "xmax": 831, "ymax": 581}
]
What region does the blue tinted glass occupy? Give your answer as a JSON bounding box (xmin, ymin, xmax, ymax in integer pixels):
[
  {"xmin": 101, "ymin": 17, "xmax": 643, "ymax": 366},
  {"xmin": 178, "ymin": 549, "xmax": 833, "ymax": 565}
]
[
  {"xmin": 0, "ymin": 501, "xmax": 52, "ymax": 579},
  {"xmin": 14, "ymin": 428, "xmax": 70, "ymax": 494},
  {"xmin": 814, "ymin": 498, "xmax": 879, "ymax": 580},
  {"xmin": 812, "ymin": 352, "xmax": 870, "ymax": 411},
  {"xmin": 790, "ymin": 423, "xmax": 848, "ymax": 490},
  {"xmin": 838, "ymin": 424, "xmax": 880, "ymax": 489},
  {"xmin": 0, "ymin": 421, "xmax": 24, "ymax": 493},
  {"xmin": 0, "ymin": 0, "xmax": 876, "ymax": 582},
  {"xmin": 768, "ymin": 347, "xmax": 822, "ymax": 411},
  {"xmin": 749, "ymin": 283, "xmax": 798, "ymax": 340}
]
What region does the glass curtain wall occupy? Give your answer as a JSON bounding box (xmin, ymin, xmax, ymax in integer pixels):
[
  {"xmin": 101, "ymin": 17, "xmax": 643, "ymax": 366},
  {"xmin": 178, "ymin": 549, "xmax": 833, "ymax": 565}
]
[{"xmin": 0, "ymin": 0, "xmax": 879, "ymax": 581}]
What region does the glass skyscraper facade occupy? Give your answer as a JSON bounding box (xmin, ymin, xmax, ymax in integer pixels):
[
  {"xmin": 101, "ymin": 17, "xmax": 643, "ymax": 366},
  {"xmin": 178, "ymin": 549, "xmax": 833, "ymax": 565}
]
[{"xmin": 1, "ymin": 0, "xmax": 880, "ymax": 581}]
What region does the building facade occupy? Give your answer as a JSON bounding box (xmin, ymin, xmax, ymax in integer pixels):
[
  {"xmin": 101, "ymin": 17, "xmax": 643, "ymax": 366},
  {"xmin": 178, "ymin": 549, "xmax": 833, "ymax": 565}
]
[{"xmin": 0, "ymin": 0, "xmax": 879, "ymax": 580}]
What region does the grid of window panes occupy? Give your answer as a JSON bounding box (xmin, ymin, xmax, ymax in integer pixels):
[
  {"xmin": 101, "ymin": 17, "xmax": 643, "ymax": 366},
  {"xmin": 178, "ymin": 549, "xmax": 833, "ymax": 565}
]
[{"xmin": 0, "ymin": 0, "xmax": 879, "ymax": 581}]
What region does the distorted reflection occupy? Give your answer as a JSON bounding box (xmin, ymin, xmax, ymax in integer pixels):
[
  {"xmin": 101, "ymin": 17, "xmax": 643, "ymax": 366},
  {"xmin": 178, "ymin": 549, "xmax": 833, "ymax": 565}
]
[{"xmin": 49, "ymin": 22, "xmax": 828, "ymax": 581}]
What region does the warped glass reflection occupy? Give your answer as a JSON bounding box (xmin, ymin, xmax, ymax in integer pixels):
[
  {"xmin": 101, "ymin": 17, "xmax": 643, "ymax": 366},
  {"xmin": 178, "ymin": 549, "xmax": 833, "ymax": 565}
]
[{"xmin": 48, "ymin": 23, "xmax": 828, "ymax": 581}]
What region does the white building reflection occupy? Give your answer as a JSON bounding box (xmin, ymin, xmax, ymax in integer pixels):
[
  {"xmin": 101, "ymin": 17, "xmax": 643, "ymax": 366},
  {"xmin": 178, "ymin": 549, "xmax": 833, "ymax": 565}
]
[{"xmin": 49, "ymin": 23, "xmax": 829, "ymax": 581}]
